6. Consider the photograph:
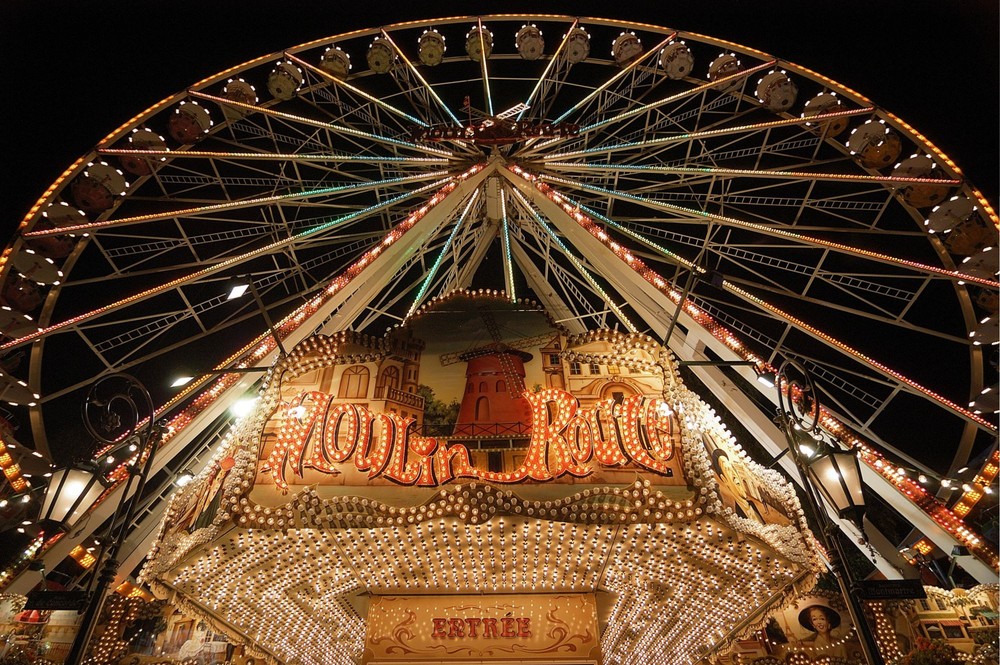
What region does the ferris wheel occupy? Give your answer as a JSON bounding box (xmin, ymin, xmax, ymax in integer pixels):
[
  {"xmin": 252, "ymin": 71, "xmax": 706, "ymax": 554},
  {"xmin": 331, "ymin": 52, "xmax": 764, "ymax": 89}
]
[{"xmin": 0, "ymin": 15, "xmax": 996, "ymax": 508}]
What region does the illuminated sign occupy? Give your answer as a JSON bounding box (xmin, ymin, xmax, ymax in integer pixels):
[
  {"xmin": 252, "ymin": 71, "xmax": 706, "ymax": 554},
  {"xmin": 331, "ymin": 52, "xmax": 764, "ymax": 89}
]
[
  {"xmin": 261, "ymin": 387, "xmax": 679, "ymax": 490},
  {"xmin": 431, "ymin": 616, "xmax": 531, "ymax": 639},
  {"xmin": 365, "ymin": 594, "xmax": 599, "ymax": 663}
]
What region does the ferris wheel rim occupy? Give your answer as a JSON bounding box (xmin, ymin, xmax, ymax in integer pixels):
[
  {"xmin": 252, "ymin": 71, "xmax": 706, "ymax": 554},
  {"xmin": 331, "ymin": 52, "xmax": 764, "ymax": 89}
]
[{"xmin": 0, "ymin": 14, "xmax": 992, "ymax": 482}]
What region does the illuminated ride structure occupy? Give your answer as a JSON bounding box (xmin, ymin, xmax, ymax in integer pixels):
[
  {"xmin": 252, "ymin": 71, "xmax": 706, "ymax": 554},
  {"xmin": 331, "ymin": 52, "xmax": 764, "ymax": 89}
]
[{"xmin": 0, "ymin": 13, "xmax": 997, "ymax": 665}]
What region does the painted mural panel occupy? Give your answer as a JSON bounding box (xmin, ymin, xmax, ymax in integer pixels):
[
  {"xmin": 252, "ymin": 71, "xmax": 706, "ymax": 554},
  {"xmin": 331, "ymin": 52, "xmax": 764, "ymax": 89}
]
[
  {"xmin": 721, "ymin": 584, "xmax": 998, "ymax": 665},
  {"xmin": 246, "ymin": 296, "xmax": 688, "ymax": 495}
]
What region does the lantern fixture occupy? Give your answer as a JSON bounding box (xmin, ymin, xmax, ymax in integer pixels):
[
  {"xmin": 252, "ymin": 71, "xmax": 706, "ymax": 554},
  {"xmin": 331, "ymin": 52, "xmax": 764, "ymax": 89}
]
[
  {"xmin": 174, "ymin": 470, "xmax": 196, "ymax": 487},
  {"xmin": 38, "ymin": 462, "xmax": 107, "ymax": 530},
  {"xmin": 801, "ymin": 439, "xmax": 866, "ymax": 529}
]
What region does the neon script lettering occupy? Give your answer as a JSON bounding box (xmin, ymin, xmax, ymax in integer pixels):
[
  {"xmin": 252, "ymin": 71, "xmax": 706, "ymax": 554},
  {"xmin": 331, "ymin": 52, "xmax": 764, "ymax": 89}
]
[{"xmin": 262, "ymin": 388, "xmax": 677, "ymax": 490}]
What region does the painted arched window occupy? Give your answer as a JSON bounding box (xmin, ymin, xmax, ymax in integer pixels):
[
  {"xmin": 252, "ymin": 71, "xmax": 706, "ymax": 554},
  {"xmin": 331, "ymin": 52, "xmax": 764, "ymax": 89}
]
[
  {"xmin": 339, "ymin": 365, "xmax": 370, "ymax": 399},
  {"xmin": 496, "ymin": 379, "xmax": 506, "ymax": 393},
  {"xmin": 377, "ymin": 365, "xmax": 400, "ymax": 393},
  {"xmin": 479, "ymin": 381, "xmax": 488, "ymax": 393},
  {"xmin": 475, "ymin": 396, "xmax": 491, "ymax": 421}
]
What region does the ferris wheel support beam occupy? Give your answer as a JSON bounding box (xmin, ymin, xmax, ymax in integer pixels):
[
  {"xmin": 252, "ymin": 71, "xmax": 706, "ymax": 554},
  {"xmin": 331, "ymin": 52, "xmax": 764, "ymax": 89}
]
[
  {"xmin": 305, "ymin": 167, "xmax": 492, "ymax": 335},
  {"xmin": 507, "ymin": 186, "xmax": 639, "ymax": 332},
  {"xmin": 507, "ymin": 166, "xmax": 999, "ymax": 576},
  {"xmin": 67, "ymin": 171, "xmax": 494, "ymax": 526},
  {"xmin": 503, "ymin": 168, "xmax": 672, "ymax": 335},
  {"xmin": 505, "ymin": 165, "xmax": 912, "ymax": 577}
]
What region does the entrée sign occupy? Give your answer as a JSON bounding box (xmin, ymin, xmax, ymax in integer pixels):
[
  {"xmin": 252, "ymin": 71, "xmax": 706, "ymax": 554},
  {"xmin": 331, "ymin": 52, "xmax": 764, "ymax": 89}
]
[
  {"xmin": 262, "ymin": 388, "xmax": 678, "ymax": 490},
  {"xmin": 432, "ymin": 616, "xmax": 531, "ymax": 639}
]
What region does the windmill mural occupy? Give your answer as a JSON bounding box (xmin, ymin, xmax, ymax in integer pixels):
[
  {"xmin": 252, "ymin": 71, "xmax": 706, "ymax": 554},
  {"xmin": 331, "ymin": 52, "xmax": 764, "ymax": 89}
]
[{"xmin": 441, "ymin": 304, "xmax": 557, "ymax": 437}]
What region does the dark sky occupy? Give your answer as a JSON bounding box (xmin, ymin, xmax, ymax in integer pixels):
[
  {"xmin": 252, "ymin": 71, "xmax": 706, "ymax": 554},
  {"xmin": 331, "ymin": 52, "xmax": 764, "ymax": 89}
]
[{"xmin": 1, "ymin": 0, "xmax": 996, "ymax": 238}]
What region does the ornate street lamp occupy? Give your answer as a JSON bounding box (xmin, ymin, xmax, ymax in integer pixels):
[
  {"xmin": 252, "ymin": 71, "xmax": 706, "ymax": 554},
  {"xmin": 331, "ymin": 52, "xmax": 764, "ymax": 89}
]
[
  {"xmin": 40, "ymin": 373, "xmax": 165, "ymax": 665},
  {"xmin": 774, "ymin": 359, "xmax": 885, "ymax": 665}
]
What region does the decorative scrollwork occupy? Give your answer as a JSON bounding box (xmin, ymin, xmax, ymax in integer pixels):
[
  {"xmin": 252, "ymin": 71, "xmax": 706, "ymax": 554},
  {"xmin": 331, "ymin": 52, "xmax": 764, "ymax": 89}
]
[
  {"xmin": 82, "ymin": 373, "xmax": 155, "ymax": 448},
  {"xmin": 775, "ymin": 359, "xmax": 821, "ymax": 436}
]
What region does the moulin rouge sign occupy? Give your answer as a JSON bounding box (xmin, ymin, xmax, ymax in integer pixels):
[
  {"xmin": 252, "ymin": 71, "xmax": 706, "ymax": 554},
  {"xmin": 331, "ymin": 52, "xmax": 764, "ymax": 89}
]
[{"xmin": 261, "ymin": 388, "xmax": 679, "ymax": 490}]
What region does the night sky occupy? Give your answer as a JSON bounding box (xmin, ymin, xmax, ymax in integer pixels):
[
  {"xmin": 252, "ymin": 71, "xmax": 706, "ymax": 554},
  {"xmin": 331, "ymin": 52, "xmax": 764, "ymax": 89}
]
[{"xmin": 1, "ymin": 0, "xmax": 996, "ymax": 238}]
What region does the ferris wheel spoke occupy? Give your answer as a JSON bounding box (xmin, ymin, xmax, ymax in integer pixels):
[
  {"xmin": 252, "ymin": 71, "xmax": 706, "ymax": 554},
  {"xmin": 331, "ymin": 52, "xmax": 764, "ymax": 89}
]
[
  {"xmin": 4, "ymin": 179, "xmax": 453, "ymax": 352},
  {"xmin": 23, "ymin": 171, "xmax": 450, "ymax": 237},
  {"xmin": 378, "ymin": 29, "xmax": 463, "ymax": 128},
  {"xmin": 722, "ymin": 281, "xmax": 997, "ymax": 432},
  {"xmin": 517, "ymin": 52, "xmax": 765, "ymax": 158},
  {"xmin": 293, "ymin": 75, "xmax": 416, "ymax": 143},
  {"xmin": 188, "ymin": 91, "xmax": 453, "ymax": 158},
  {"xmin": 580, "ymin": 59, "xmax": 775, "ymax": 134},
  {"xmin": 96, "ymin": 237, "xmax": 384, "ymax": 373},
  {"xmin": 543, "ymin": 160, "xmax": 961, "ymax": 186},
  {"xmin": 551, "ymin": 34, "xmax": 676, "ymax": 125},
  {"xmin": 99, "ymin": 147, "xmax": 448, "ymax": 167},
  {"xmin": 720, "ymin": 273, "xmax": 970, "ymax": 344},
  {"xmin": 538, "ymin": 173, "xmax": 999, "ymax": 288},
  {"xmin": 475, "ymin": 19, "xmax": 495, "ymax": 117},
  {"xmin": 516, "ymin": 18, "xmax": 581, "ymax": 123},
  {"xmin": 516, "ymin": 163, "xmax": 995, "ymax": 433},
  {"xmin": 540, "ymin": 107, "xmax": 875, "ymax": 161},
  {"xmin": 617, "ymin": 220, "xmax": 923, "ymax": 305},
  {"xmin": 284, "ymin": 53, "xmax": 430, "ymax": 128}
]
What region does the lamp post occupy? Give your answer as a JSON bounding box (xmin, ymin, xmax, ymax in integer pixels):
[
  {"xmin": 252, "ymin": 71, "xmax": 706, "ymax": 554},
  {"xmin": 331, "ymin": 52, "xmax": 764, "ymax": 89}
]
[
  {"xmin": 45, "ymin": 373, "xmax": 164, "ymax": 665},
  {"xmin": 773, "ymin": 359, "xmax": 885, "ymax": 665}
]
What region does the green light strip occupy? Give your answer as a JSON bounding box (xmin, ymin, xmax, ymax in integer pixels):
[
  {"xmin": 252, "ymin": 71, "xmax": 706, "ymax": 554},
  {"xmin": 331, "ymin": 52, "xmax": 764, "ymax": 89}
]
[
  {"xmin": 406, "ymin": 190, "xmax": 480, "ymax": 318},
  {"xmin": 500, "ymin": 188, "xmax": 516, "ymax": 301},
  {"xmin": 508, "ymin": 187, "xmax": 637, "ymax": 332}
]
